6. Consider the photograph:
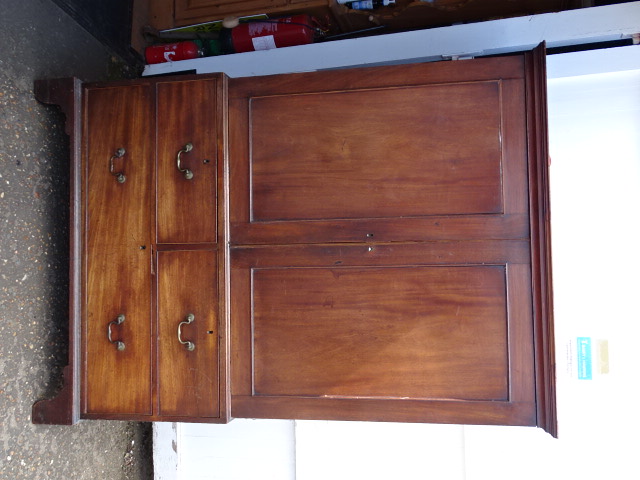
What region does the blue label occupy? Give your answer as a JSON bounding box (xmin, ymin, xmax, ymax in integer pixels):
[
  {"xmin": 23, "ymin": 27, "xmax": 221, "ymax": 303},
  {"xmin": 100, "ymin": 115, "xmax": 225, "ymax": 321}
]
[{"xmin": 577, "ymin": 337, "xmax": 592, "ymax": 380}]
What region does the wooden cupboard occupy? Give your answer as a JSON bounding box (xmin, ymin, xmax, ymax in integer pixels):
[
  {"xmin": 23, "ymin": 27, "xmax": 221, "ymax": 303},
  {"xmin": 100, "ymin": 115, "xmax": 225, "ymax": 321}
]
[
  {"xmin": 228, "ymin": 47, "xmax": 555, "ymax": 434},
  {"xmin": 32, "ymin": 46, "xmax": 555, "ymax": 435}
]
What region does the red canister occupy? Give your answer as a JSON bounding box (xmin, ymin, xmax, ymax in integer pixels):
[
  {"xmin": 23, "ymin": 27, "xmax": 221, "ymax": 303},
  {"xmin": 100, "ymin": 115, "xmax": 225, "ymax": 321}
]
[
  {"xmin": 145, "ymin": 41, "xmax": 201, "ymax": 64},
  {"xmin": 231, "ymin": 15, "xmax": 317, "ymax": 53}
]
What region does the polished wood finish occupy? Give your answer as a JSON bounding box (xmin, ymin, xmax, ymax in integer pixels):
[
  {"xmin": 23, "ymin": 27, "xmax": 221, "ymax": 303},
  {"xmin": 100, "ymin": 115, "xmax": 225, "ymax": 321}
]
[
  {"xmin": 230, "ymin": 56, "xmax": 529, "ymax": 246},
  {"xmin": 525, "ymin": 44, "xmax": 557, "ymax": 438},
  {"xmin": 252, "ymin": 265, "xmax": 510, "ymax": 400},
  {"xmin": 32, "ymin": 49, "xmax": 554, "ymax": 434},
  {"xmin": 84, "ymin": 85, "xmax": 154, "ymax": 415},
  {"xmin": 157, "ymin": 249, "xmax": 219, "ymax": 417},
  {"xmin": 231, "ymin": 242, "xmax": 537, "ymax": 426},
  {"xmin": 79, "ymin": 75, "xmax": 229, "ymax": 422},
  {"xmin": 229, "ymin": 51, "xmax": 554, "ymax": 434},
  {"xmin": 157, "ymin": 79, "xmax": 217, "ymax": 244},
  {"xmin": 250, "ymin": 82, "xmax": 504, "ymax": 222}
]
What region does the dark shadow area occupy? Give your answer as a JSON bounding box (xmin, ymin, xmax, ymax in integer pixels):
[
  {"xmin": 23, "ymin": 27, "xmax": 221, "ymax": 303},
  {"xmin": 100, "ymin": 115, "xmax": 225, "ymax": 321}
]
[{"xmin": 51, "ymin": 0, "xmax": 142, "ymax": 67}]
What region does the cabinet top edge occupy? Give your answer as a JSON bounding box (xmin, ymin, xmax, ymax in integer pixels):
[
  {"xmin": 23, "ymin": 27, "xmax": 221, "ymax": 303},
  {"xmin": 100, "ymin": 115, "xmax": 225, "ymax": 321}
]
[
  {"xmin": 228, "ymin": 54, "xmax": 526, "ymax": 96},
  {"xmin": 81, "ymin": 72, "xmax": 228, "ymax": 90}
]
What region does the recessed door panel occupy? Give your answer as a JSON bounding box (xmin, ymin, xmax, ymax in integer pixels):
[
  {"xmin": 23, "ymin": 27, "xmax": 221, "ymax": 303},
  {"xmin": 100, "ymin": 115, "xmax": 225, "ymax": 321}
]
[
  {"xmin": 249, "ymin": 81, "xmax": 503, "ymax": 222},
  {"xmin": 252, "ymin": 265, "xmax": 509, "ymax": 401}
]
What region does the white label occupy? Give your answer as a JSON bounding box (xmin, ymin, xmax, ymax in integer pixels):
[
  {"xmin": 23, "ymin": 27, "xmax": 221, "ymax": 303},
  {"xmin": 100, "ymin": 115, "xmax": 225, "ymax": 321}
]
[{"xmin": 252, "ymin": 35, "xmax": 277, "ymax": 51}]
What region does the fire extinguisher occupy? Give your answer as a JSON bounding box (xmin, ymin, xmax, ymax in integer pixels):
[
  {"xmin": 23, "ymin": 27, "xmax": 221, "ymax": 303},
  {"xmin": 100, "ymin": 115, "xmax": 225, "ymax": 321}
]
[
  {"xmin": 222, "ymin": 15, "xmax": 319, "ymax": 54},
  {"xmin": 145, "ymin": 41, "xmax": 202, "ymax": 64},
  {"xmin": 144, "ymin": 15, "xmax": 323, "ymax": 64}
]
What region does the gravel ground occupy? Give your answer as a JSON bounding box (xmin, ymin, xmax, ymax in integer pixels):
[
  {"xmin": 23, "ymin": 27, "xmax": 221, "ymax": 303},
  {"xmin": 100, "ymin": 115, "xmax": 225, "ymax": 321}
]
[{"xmin": 0, "ymin": 1, "xmax": 151, "ymax": 479}]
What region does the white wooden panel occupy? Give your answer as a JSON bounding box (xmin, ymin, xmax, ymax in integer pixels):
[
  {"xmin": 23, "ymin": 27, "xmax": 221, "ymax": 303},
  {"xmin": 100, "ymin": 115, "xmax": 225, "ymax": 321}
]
[
  {"xmin": 295, "ymin": 421, "xmax": 465, "ymax": 480},
  {"xmin": 154, "ymin": 422, "xmax": 179, "ymax": 480},
  {"xmin": 179, "ymin": 420, "xmax": 295, "ymax": 480}
]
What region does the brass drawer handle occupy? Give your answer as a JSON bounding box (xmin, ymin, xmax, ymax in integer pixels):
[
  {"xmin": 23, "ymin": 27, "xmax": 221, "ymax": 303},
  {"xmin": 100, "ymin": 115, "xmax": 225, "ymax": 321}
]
[
  {"xmin": 109, "ymin": 148, "xmax": 127, "ymax": 183},
  {"xmin": 176, "ymin": 143, "xmax": 194, "ymax": 180},
  {"xmin": 107, "ymin": 314, "xmax": 126, "ymax": 351},
  {"xmin": 177, "ymin": 313, "xmax": 195, "ymax": 351}
]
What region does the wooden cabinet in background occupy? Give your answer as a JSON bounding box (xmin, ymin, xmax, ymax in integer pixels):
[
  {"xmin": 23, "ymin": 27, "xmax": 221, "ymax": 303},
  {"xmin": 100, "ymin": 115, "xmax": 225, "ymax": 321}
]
[
  {"xmin": 175, "ymin": 0, "xmax": 330, "ymax": 26},
  {"xmin": 138, "ymin": 0, "xmax": 573, "ymax": 51}
]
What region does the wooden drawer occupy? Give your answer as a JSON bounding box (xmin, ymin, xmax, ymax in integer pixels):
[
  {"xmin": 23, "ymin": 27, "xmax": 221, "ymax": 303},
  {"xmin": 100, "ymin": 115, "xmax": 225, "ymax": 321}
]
[
  {"xmin": 84, "ymin": 85, "xmax": 154, "ymax": 415},
  {"xmin": 157, "ymin": 249, "xmax": 220, "ymax": 417},
  {"xmin": 80, "ymin": 75, "xmax": 229, "ymax": 422},
  {"xmin": 157, "ymin": 79, "xmax": 218, "ymax": 245}
]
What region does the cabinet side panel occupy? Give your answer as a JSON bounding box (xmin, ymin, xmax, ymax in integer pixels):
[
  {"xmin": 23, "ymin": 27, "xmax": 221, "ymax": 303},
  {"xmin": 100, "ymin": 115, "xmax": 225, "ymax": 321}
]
[
  {"xmin": 157, "ymin": 79, "xmax": 217, "ymax": 244},
  {"xmin": 84, "ymin": 85, "xmax": 153, "ymax": 415},
  {"xmin": 157, "ymin": 250, "xmax": 220, "ymax": 418},
  {"xmin": 525, "ymin": 45, "xmax": 557, "ymax": 437}
]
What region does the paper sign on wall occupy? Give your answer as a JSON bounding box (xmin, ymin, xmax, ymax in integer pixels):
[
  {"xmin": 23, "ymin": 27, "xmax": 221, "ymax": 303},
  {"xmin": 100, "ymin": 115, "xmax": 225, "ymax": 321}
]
[
  {"xmin": 577, "ymin": 337, "xmax": 592, "ymax": 379},
  {"xmin": 564, "ymin": 337, "xmax": 609, "ymax": 379}
]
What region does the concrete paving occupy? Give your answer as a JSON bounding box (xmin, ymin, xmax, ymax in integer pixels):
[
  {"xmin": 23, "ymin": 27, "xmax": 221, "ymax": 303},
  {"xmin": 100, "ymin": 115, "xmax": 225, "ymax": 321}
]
[{"xmin": 0, "ymin": 1, "xmax": 151, "ymax": 478}]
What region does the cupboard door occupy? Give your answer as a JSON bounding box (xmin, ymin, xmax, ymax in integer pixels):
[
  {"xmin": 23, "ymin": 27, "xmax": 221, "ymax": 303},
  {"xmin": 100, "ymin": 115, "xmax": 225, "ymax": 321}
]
[
  {"xmin": 175, "ymin": 0, "xmax": 293, "ymax": 25},
  {"xmin": 157, "ymin": 249, "xmax": 220, "ymax": 418},
  {"xmin": 84, "ymin": 85, "xmax": 153, "ymax": 415},
  {"xmin": 231, "ymin": 242, "xmax": 537, "ymax": 426},
  {"xmin": 229, "ymin": 56, "xmax": 529, "ymax": 245},
  {"xmin": 157, "ymin": 79, "xmax": 218, "ymax": 244}
]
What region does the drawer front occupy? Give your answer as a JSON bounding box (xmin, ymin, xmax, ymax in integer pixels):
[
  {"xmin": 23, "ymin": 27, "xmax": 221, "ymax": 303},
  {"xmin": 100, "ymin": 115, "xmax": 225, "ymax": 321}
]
[
  {"xmin": 84, "ymin": 85, "xmax": 153, "ymax": 415},
  {"xmin": 157, "ymin": 79, "xmax": 218, "ymax": 244},
  {"xmin": 157, "ymin": 249, "xmax": 220, "ymax": 418}
]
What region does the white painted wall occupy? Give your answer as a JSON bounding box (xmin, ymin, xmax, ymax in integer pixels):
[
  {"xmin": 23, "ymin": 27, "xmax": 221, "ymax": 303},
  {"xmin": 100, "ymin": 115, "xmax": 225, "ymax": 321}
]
[
  {"xmin": 178, "ymin": 420, "xmax": 295, "ymax": 480},
  {"xmin": 295, "ymin": 421, "xmax": 466, "ymax": 480},
  {"xmin": 153, "ymin": 422, "xmax": 178, "ymax": 480},
  {"xmin": 154, "ymin": 46, "xmax": 640, "ymax": 480}
]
